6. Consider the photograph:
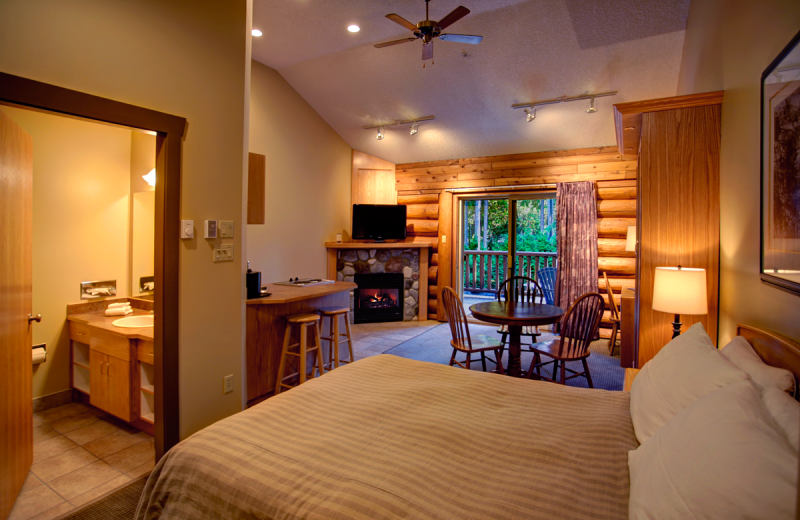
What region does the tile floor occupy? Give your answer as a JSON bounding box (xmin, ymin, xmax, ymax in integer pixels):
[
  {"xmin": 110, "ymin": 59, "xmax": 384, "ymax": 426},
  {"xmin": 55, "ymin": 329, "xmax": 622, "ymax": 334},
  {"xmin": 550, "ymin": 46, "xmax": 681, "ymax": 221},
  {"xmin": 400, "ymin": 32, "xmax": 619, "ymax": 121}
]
[
  {"xmin": 349, "ymin": 319, "xmax": 441, "ymax": 360},
  {"xmin": 9, "ymin": 402, "xmax": 155, "ymax": 520}
]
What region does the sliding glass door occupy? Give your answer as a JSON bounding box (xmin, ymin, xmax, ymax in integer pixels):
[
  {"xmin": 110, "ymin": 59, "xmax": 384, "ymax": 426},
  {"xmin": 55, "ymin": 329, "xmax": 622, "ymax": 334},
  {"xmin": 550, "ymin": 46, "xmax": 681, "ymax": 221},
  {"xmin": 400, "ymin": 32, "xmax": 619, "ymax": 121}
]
[{"xmin": 460, "ymin": 193, "xmax": 556, "ymax": 307}]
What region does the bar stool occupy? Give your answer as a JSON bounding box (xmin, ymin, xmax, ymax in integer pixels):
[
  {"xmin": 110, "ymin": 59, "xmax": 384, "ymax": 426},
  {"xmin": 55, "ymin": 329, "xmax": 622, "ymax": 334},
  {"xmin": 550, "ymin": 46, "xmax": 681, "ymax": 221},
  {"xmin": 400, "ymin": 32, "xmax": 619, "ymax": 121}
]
[
  {"xmin": 318, "ymin": 307, "xmax": 355, "ymax": 370},
  {"xmin": 275, "ymin": 314, "xmax": 324, "ymax": 395}
]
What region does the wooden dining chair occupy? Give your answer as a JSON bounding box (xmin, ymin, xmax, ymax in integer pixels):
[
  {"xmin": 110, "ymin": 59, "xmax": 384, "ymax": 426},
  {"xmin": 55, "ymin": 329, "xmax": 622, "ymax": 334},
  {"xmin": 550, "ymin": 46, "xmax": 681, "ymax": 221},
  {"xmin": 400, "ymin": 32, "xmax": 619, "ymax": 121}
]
[
  {"xmin": 496, "ymin": 276, "xmax": 543, "ymax": 359},
  {"xmin": 603, "ymin": 272, "xmax": 621, "ymax": 356},
  {"xmin": 527, "ymin": 292, "xmax": 604, "ymax": 387},
  {"xmin": 442, "ymin": 287, "xmax": 505, "ymax": 374}
]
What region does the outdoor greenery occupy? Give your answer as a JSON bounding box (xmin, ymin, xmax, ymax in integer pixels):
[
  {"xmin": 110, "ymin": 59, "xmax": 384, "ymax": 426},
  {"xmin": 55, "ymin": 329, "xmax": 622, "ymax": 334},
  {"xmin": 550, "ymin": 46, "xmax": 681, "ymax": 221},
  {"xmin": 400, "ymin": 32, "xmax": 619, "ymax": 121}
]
[{"xmin": 464, "ymin": 198, "xmax": 556, "ymax": 253}]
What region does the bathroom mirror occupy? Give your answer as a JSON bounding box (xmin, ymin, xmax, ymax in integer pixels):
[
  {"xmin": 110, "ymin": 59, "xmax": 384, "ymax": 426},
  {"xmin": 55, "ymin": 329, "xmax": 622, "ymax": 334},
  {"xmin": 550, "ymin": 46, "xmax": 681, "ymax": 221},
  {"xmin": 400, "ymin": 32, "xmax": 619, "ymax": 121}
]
[{"xmin": 131, "ymin": 190, "xmax": 155, "ymax": 297}]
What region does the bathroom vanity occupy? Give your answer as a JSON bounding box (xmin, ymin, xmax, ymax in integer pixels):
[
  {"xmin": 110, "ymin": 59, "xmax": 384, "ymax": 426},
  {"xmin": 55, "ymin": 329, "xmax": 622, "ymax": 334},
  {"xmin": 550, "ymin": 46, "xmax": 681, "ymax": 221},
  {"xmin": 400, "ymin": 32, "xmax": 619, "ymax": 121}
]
[{"xmin": 67, "ymin": 299, "xmax": 155, "ymax": 434}]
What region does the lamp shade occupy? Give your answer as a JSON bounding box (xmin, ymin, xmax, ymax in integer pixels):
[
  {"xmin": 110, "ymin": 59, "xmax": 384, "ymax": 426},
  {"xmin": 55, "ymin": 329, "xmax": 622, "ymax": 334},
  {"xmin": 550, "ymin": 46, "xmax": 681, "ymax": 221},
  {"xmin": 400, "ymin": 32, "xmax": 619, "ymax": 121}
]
[
  {"xmin": 625, "ymin": 226, "xmax": 636, "ymax": 252},
  {"xmin": 652, "ymin": 266, "xmax": 708, "ymax": 315}
]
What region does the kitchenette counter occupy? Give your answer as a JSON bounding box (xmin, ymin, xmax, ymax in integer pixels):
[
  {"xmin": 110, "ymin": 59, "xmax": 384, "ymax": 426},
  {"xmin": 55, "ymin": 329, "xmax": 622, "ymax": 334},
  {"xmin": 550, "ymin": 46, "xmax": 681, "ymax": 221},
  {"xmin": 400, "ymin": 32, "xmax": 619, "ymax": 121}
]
[{"xmin": 246, "ymin": 281, "xmax": 356, "ymax": 305}]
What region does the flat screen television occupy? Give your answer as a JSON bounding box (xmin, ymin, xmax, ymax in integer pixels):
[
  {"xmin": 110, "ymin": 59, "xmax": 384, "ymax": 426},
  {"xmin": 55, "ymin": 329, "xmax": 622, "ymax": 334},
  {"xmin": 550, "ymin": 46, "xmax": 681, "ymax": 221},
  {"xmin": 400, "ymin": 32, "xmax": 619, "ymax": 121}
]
[{"xmin": 352, "ymin": 204, "xmax": 407, "ymax": 242}]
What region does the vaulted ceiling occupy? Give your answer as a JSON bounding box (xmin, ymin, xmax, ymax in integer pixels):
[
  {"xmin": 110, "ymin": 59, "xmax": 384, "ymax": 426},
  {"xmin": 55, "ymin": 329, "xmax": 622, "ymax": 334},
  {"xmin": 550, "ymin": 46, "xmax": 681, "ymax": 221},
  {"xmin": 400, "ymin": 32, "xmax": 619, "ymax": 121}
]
[{"xmin": 252, "ymin": 0, "xmax": 690, "ymax": 164}]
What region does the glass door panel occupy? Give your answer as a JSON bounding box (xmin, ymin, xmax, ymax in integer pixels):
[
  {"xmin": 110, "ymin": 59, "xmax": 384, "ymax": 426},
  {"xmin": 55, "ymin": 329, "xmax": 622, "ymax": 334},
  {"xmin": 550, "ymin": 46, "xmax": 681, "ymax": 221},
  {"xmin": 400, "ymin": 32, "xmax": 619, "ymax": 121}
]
[
  {"xmin": 461, "ymin": 198, "xmax": 509, "ymax": 311},
  {"xmin": 513, "ymin": 197, "xmax": 557, "ymax": 283}
]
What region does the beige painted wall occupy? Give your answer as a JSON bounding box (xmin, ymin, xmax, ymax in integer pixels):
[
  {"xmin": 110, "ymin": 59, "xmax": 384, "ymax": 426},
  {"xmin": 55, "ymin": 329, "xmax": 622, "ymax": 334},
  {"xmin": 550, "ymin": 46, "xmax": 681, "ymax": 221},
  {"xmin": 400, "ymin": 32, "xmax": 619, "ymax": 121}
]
[
  {"xmin": 678, "ymin": 0, "xmax": 800, "ymax": 343},
  {"xmin": 130, "ymin": 133, "xmax": 156, "ymax": 297},
  {"xmin": 248, "ymin": 60, "xmax": 351, "ymax": 282},
  {"xmin": 2, "ymin": 106, "xmax": 132, "ymax": 399},
  {"xmin": 0, "ymin": 0, "xmax": 250, "ymax": 437}
]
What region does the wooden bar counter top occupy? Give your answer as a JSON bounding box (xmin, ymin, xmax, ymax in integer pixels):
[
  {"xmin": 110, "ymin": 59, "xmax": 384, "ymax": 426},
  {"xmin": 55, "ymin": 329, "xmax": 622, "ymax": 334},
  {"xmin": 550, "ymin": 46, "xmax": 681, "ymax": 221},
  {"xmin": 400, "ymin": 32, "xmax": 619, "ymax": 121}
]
[{"xmin": 246, "ymin": 281, "xmax": 356, "ymax": 404}]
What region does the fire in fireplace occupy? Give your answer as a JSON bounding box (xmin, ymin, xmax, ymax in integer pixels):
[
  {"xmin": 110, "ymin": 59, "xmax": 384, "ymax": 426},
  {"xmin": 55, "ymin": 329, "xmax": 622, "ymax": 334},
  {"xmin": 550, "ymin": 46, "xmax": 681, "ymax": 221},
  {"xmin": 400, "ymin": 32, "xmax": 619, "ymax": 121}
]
[{"xmin": 354, "ymin": 273, "xmax": 404, "ymax": 323}]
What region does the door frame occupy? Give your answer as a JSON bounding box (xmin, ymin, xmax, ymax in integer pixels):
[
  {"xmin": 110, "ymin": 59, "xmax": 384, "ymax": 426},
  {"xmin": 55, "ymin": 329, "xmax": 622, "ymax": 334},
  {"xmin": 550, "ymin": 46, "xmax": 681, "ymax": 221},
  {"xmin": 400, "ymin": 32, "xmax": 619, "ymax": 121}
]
[
  {"xmin": 0, "ymin": 72, "xmax": 185, "ymax": 459},
  {"xmin": 452, "ymin": 189, "xmax": 556, "ymax": 301}
]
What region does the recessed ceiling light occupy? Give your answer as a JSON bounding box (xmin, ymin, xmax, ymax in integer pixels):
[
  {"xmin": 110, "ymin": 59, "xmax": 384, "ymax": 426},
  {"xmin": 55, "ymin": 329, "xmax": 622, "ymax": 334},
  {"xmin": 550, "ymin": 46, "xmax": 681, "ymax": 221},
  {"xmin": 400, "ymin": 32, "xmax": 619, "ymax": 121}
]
[
  {"xmin": 251, "ymin": 29, "xmax": 263, "ymax": 37},
  {"xmin": 347, "ymin": 25, "xmax": 360, "ymax": 33}
]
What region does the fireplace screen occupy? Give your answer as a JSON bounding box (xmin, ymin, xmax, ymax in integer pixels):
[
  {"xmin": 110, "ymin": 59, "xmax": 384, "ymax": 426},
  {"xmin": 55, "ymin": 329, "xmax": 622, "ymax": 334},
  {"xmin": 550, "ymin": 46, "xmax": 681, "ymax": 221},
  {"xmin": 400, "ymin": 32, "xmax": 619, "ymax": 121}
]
[{"xmin": 358, "ymin": 288, "xmax": 399, "ymax": 310}]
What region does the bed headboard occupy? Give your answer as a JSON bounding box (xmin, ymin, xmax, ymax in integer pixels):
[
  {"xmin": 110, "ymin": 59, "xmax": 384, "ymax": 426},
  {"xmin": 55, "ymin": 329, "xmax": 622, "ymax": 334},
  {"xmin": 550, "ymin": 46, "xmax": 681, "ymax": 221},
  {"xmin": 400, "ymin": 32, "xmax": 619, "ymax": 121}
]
[{"xmin": 737, "ymin": 324, "xmax": 800, "ymax": 395}]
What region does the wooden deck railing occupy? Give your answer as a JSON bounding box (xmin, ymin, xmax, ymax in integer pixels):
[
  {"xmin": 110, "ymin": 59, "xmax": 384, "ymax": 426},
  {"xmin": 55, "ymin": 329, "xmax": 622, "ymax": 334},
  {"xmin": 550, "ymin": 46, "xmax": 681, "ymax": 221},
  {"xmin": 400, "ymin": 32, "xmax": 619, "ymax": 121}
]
[{"xmin": 463, "ymin": 251, "xmax": 557, "ymax": 293}]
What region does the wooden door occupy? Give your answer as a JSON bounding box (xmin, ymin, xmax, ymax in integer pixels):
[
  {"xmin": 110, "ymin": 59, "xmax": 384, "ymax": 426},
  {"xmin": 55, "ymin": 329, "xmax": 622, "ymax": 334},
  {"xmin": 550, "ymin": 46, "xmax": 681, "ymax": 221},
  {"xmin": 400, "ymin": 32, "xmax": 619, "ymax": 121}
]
[
  {"xmin": 0, "ymin": 109, "xmax": 34, "ymax": 519},
  {"xmin": 90, "ymin": 351, "xmax": 109, "ymax": 412},
  {"xmin": 106, "ymin": 356, "xmax": 131, "ymax": 421}
]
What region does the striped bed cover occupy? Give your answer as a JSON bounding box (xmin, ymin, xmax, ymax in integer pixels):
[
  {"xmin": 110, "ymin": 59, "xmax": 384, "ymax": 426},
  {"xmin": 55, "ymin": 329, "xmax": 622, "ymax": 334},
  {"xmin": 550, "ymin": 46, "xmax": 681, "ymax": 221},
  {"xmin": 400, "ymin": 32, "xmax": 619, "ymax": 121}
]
[{"xmin": 136, "ymin": 355, "xmax": 636, "ymax": 519}]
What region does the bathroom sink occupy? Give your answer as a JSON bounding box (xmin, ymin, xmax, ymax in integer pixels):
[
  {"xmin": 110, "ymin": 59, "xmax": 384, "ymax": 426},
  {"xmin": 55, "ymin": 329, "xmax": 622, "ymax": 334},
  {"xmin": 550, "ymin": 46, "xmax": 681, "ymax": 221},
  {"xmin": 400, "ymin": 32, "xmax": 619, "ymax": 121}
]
[{"xmin": 112, "ymin": 315, "xmax": 154, "ymax": 328}]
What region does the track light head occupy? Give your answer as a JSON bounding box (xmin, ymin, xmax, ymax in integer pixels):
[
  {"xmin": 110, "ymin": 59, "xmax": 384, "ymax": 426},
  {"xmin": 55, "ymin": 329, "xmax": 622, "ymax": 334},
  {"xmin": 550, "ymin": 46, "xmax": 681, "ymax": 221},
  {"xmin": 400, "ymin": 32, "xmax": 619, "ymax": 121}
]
[
  {"xmin": 524, "ymin": 107, "xmax": 535, "ymax": 122},
  {"xmin": 586, "ymin": 97, "xmax": 597, "ymax": 113},
  {"xmin": 410, "ymin": 122, "xmax": 419, "ymax": 135},
  {"xmin": 377, "ymin": 127, "xmax": 385, "ymax": 140}
]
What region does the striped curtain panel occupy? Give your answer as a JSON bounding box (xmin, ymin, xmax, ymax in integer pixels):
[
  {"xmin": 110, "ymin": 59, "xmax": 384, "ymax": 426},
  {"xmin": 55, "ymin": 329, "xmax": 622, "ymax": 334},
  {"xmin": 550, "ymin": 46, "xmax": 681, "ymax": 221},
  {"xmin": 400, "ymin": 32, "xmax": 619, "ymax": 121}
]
[{"xmin": 555, "ymin": 182, "xmax": 599, "ymax": 317}]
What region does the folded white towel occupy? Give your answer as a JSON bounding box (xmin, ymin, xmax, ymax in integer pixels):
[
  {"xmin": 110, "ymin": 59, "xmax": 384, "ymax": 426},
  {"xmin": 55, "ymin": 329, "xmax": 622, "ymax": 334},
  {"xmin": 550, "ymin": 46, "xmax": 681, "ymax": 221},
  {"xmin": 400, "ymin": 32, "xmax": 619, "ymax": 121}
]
[
  {"xmin": 105, "ymin": 307, "xmax": 133, "ymax": 316},
  {"xmin": 108, "ymin": 302, "xmax": 130, "ymax": 309}
]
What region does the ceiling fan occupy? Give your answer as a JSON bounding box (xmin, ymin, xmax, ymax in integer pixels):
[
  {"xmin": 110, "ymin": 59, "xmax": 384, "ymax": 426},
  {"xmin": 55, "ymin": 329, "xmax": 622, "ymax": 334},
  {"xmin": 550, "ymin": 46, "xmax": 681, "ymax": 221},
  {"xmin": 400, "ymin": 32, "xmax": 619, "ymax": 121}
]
[{"xmin": 374, "ymin": 0, "xmax": 483, "ymax": 61}]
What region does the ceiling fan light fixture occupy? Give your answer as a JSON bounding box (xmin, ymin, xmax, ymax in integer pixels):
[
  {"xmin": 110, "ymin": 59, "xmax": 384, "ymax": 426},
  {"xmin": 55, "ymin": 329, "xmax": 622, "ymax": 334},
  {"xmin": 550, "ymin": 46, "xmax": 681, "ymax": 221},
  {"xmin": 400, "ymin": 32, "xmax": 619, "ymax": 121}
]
[
  {"xmin": 524, "ymin": 107, "xmax": 535, "ymax": 122},
  {"xmin": 377, "ymin": 127, "xmax": 385, "ymax": 140},
  {"xmin": 347, "ymin": 25, "xmax": 360, "ymax": 33},
  {"xmin": 586, "ymin": 97, "xmax": 597, "ymax": 113},
  {"xmin": 410, "ymin": 122, "xmax": 419, "ymax": 135}
]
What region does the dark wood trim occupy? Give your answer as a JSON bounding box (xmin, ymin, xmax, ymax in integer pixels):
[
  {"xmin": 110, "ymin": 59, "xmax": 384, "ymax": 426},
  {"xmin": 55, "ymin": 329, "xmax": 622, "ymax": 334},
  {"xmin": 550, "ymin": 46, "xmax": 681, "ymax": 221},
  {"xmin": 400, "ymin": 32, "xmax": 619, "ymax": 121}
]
[{"xmin": 0, "ymin": 71, "xmax": 184, "ymax": 460}]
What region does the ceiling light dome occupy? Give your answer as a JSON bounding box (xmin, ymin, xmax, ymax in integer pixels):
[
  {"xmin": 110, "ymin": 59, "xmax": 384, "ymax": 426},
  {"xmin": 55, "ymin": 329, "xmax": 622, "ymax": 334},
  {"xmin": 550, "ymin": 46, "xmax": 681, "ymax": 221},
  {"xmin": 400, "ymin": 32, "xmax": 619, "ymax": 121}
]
[
  {"xmin": 251, "ymin": 29, "xmax": 263, "ymax": 37},
  {"xmin": 347, "ymin": 25, "xmax": 360, "ymax": 33}
]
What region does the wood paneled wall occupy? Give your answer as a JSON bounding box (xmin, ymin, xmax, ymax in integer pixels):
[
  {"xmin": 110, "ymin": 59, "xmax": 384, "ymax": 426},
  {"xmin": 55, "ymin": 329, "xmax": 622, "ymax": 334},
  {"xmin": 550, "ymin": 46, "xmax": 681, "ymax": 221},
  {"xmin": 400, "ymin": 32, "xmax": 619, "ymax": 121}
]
[
  {"xmin": 395, "ymin": 147, "xmax": 638, "ymax": 330},
  {"xmin": 352, "ymin": 150, "xmax": 396, "ymax": 206}
]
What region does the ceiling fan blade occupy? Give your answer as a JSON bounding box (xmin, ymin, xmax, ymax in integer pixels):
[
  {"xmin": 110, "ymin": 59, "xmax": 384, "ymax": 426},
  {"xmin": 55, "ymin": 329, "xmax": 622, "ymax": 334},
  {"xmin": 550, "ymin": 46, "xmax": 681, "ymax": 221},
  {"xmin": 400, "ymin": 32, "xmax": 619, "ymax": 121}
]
[
  {"xmin": 436, "ymin": 6, "xmax": 470, "ymax": 30},
  {"xmin": 438, "ymin": 34, "xmax": 482, "ymax": 44},
  {"xmin": 422, "ymin": 41, "xmax": 433, "ymax": 61},
  {"xmin": 374, "ymin": 38, "xmax": 417, "ymax": 48},
  {"xmin": 386, "ymin": 13, "xmax": 418, "ymax": 31}
]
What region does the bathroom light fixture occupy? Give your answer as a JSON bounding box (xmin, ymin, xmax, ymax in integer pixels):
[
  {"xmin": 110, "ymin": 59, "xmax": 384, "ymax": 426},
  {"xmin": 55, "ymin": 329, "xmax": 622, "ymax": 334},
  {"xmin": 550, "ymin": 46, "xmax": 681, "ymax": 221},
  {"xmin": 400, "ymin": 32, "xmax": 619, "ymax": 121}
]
[
  {"xmin": 251, "ymin": 29, "xmax": 263, "ymax": 37},
  {"xmin": 347, "ymin": 24, "xmax": 360, "ymax": 33},
  {"xmin": 524, "ymin": 107, "xmax": 536, "ymax": 122},
  {"xmin": 143, "ymin": 168, "xmax": 156, "ymax": 187},
  {"xmin": 512, "ymin": 91, "xmax": 617, "ymax": 119},
  {"xmin": 364, "ymin": 115, "xmax": 434, "ymax": 140}
]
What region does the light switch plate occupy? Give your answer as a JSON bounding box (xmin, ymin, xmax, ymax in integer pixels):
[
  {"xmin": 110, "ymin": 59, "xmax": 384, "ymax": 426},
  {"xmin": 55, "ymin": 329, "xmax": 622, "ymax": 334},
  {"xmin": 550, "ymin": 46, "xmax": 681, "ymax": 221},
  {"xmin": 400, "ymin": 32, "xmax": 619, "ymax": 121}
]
[
  {"xmin": 219, "ymin": 220, "xmax": 234, "ymax": 238},
  {"xmin": 213, "ymin": 244, "xmax": 234, "ymax": 262},
  {"xmin": 204, "ymin": 220, "xmax": 218, "ymax": 239},
  {"xmin": 223, "ymin": 374, "xmax": 234, "ymax": 394},
  {"xmin": 180, "ymin": 220, "xmax": 194, "ymax": 239}
]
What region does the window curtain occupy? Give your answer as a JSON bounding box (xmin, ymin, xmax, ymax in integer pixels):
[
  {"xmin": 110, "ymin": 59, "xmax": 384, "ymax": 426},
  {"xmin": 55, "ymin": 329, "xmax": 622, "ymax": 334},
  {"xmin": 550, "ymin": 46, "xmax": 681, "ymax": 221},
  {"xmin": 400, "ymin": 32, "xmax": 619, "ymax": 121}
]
[{"xmin": 555, "ymin": 182, "xmax": 599, "ymax": 317}]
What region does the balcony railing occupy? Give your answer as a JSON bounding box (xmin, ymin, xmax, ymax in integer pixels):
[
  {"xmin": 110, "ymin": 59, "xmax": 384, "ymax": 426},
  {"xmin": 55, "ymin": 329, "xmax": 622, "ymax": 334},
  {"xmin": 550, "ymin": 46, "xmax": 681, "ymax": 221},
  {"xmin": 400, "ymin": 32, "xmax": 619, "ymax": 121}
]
[{"xmin": 463, "ymin": 251, "xmax": 557, "ymax": 293}]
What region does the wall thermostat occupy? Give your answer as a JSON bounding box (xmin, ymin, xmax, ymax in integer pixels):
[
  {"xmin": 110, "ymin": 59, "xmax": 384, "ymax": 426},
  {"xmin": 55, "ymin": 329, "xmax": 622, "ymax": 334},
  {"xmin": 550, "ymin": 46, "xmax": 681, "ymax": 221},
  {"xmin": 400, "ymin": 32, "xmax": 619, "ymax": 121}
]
[
  {"xmin": 204, "ymin": 220, "xmax": 218, "ymax": 239},
  {"xmin": 219, "ymin": 220, "xmax": 234, "ymax": 238},
  {"xmin": 180, "ymin": 220, "xmax": 194, "ymax": 239}
]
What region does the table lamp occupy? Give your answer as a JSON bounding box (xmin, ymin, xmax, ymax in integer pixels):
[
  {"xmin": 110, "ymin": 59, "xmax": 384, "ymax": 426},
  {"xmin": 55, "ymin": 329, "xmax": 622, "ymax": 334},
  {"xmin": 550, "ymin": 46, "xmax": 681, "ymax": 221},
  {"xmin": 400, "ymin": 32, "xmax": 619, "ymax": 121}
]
[
  {"xmin": 625, "ymin": 226, "xmax": 636, "ymax": 253},
  {"xmin": 652, "ymin": 266, "xmax": 708, "ymax": 338}
]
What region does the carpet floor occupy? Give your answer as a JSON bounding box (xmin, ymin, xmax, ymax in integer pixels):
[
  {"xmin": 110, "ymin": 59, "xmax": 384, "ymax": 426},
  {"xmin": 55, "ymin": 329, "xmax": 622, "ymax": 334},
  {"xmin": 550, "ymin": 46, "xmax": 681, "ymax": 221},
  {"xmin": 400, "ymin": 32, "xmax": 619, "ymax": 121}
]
[
  {"xmin": 385, "ymin": 323, "xmax": 625, "ymax": 391},
  {"xmin": 57, "ymin": 475, "xmax": 148, "ymax": 520}
]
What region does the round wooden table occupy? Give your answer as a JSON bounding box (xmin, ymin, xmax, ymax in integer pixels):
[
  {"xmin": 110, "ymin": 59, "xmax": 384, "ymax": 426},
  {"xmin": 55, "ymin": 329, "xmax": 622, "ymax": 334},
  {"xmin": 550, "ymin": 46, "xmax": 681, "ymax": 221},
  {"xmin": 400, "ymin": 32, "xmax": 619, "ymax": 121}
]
[{"xmin": 469, "ymin": 301, "xmax": 564, "ymax": 377}]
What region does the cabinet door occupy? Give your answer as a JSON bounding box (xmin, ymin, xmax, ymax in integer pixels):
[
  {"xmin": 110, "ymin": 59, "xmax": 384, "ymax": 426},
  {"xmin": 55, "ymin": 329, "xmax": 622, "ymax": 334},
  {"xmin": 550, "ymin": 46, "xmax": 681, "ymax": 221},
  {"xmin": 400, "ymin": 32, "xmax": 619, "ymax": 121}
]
[
  {"xmin": 89, "ymin": 351, "xmax": 108, "ymax": 411},
  {"xmin": 106, "ymin": 356, "xmax": 131, "ymax": 422}
]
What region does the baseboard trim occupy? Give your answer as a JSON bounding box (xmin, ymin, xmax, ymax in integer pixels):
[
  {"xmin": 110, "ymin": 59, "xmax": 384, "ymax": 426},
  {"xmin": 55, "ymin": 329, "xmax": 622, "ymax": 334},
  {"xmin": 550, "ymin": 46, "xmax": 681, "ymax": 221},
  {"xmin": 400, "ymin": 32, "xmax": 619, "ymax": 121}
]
[{"xmin": 32, "ymin": 389, "xmax": 74, "ymax": 412}]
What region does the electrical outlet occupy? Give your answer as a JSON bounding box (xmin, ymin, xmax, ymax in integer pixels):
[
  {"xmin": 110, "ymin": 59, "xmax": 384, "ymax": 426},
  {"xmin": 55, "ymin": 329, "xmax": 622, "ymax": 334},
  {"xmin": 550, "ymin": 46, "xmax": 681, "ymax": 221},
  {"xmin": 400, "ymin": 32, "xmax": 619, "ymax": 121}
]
[
  {"xmin": 223, "ymin": 374, "xmax": 234, "ymax": 394},
  {"xmin": 442, "ymin": 235, "xmax": 447, "ymax": 244},
  {"xmin": 213, "ymin": 244, "xmax": 234, "ymax": 262}
]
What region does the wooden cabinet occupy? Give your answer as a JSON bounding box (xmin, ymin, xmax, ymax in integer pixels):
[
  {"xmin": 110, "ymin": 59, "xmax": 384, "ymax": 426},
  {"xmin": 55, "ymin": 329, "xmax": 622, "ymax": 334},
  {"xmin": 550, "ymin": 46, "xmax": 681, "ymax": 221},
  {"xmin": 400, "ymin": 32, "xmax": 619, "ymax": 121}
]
[{"xmin": 89, "ymin": 350, "xmax": 131, "ymax": 421}]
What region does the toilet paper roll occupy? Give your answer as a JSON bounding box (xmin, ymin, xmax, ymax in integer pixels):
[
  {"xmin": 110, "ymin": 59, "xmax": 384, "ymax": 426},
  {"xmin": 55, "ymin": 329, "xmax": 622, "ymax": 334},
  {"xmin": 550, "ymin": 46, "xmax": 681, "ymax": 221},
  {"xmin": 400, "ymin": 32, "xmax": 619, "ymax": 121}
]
[{"xmin": 32, "ymin": 347, "xmax": 46, "ymax": 365}]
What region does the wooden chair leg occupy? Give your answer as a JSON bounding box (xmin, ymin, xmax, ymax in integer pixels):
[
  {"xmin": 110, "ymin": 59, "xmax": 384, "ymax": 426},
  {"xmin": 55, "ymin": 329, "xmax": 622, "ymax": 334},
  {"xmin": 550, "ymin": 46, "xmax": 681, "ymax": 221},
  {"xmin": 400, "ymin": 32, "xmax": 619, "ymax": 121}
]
[
  {"xmin": 551, "ymin": 359, "xmax": 559, "ymax": 382},
  {"xmin": 465, "ymin": 353, "xmax": 471, "ymax": 370},
  {"xmin": 449, "ymin": 348, "xmax": 457, "ymax": 367},
  {"xmin": 560, "ymin": 361, "xmax": 567, "ymax": 385},
  {"xmin": 299, "ymin": 324, "xmax": 308, "ymax": 385},
  {"xmin": 332, "ymin": 314, "xmax": 340, "ymax": 369},
  {"xmin": 343, "ymin": 312, "xmax": 355, "ymax": 363},
  {"xmin": 275, "ymin": 323, "xmax": 292, "ymax": 395},
  {"xmin": 481, "ymin": 351, "xmax": 487, "ymax": 372},
  {"xmin": 582, "ymin": 358, "xmax": 594, "ymax": 388},
  {"xmin": 495, "ymin": 350, "xmax": 504, "ymax": 374},
  {"xmin": 313, "ymin": 322, "xmax": 324, "ymax": 377},
  {"xmin": 609, "ymin": 323, "xmax": 618, "ymax": 356}
]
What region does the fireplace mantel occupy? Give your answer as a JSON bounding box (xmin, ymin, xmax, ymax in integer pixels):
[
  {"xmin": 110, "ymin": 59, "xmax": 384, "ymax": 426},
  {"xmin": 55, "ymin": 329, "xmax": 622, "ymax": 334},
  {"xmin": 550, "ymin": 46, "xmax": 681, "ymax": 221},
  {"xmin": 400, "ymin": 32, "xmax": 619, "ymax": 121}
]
[{"xmin": 325, "ymin": 241, "xmax": 431, "ymax": 320}]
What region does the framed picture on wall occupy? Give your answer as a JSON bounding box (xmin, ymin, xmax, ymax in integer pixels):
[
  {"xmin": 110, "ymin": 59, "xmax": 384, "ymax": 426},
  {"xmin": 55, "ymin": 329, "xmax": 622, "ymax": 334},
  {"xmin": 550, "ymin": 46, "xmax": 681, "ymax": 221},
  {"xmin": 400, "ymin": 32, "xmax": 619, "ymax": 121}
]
[{"xmin": 761, "ymin": 29, "xmax": 800, "ymax": 296}]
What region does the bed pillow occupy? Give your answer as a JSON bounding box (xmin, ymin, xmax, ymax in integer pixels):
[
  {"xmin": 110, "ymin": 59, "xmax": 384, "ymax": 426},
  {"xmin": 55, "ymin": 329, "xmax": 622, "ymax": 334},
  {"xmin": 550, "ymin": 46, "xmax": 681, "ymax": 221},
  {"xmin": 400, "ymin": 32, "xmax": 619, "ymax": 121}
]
[
  {"xmin": 629, "ymin": 380, "xmax": 797, "ymax": 520},
  {"xmin": 629, "ymin": 322, "xmax": 748, "ymax": 444},
  {"xmin": 762, "ymin": 385, "xmax": 800, "ymax": 453},
  {"xmin": 721, "ymin": 335, "xmax": 796, "ymax": 396}
]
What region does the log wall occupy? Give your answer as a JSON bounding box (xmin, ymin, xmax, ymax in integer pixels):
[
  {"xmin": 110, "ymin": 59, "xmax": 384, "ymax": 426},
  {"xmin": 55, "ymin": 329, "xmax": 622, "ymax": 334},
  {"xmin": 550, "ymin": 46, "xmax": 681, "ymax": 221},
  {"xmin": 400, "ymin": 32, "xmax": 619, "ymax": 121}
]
[{"xmin": 395, "ymin": 146, "xmax": 637, "ymax": 335}]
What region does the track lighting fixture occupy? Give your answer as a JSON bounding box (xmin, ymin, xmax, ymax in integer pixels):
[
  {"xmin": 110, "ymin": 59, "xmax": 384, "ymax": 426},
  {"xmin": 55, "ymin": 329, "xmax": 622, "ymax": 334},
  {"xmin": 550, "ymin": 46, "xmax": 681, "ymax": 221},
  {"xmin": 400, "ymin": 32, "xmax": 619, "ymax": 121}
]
[
  {"xmin": 512, "ymin": 91, "xmax": 617, "ymax": 121},
  {"xmin": 524, "ymin": 107, "xmax": 535, "ymax": 122},
  {"xmin": 364, "ymin": 115, "xmax": 434, "ymax": 140}
]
